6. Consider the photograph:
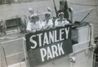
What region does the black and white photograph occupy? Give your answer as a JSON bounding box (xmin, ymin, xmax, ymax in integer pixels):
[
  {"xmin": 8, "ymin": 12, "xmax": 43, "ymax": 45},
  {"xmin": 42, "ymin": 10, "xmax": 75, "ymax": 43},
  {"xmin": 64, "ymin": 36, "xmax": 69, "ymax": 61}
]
[{"xmin": 0, "ymin": 0, "xmax": 98, "ymax": 67}]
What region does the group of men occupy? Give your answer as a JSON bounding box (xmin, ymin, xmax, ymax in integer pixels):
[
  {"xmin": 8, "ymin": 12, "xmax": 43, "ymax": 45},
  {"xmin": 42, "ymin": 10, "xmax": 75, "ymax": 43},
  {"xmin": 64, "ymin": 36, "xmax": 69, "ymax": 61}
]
[
  {"xmin": 0, "ymin": 7, "xmax": 70, "ymax": 35},
  {"xmin": 22, "ymin": 0, "xmax": 71, "ymax": 33},
  {"xmin": 26, "ymin": 7, "xmax": 70, "ymax": 33}
]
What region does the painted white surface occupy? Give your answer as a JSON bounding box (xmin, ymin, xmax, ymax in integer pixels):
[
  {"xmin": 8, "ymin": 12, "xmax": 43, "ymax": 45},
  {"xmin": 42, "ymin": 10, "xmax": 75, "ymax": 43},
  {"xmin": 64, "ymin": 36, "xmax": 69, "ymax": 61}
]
[
  {"xmin": 0, "ymin": 0, "xmax": 96, "ymax": 67},
  {"xmin": 68, "ymin": 0, "xmax": 98, "ymax": 37},
  {"xmin": 78, "ymin": 26, "xmax": 90, "ymax": 43},
  {"xmin": 8, "ymin": 50, "xmax": 93, "ymax": 67},
  {"xmin": 0, "ymin": 25, "xmax": 93, "ymax": 67},
  {"xmin": 8, "ymin": 62, "xmax": 26, "ymax": 67}
]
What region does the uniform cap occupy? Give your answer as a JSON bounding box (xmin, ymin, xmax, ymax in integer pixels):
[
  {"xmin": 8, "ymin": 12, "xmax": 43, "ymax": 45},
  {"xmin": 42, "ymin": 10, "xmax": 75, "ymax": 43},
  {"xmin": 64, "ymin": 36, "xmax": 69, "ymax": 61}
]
[
  {"xmin": 44, "ymin": 12, "xmax": 51, "ymax": 15},
  {"xmin": 47, "ymin": 7, "xmax": 52, "ymax": 12},
  {"xmin": 58, "ymin": 12, "xmax": 64, "ymax": 16},
  {"xmin": 30, "ymin": 13, "xmax": 38, "ymax": 18},
  {"xmin": 28, "ymin": 8, "xmax": 33, "ymax": 11}
]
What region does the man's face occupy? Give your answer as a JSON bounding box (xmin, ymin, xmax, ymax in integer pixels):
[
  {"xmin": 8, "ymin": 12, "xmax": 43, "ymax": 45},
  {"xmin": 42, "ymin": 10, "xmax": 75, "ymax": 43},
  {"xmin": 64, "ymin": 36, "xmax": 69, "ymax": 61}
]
[
  {"xmin": 31, "ymin": 17, "xmax": 36, "ymax": 23},
  {"xmin": 59, "ymin": 14, "xmax": 64, "ymax": 19},
  {"xmin": 35, "ymin": 16, "xmax": 39, "ymax": 21},
  {"xmin": 29, "ymin": 10, "xmax": 34, "ymax": 14},
  {"xmin": 45, "ymin": 14, "xmax": 50, "ymax": 20}
]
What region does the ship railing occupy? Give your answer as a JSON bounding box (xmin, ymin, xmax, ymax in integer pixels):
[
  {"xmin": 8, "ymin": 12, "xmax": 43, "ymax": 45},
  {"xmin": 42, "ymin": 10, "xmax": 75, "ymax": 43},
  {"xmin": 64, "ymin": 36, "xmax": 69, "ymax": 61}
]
[
  {"xmin": 0, "ymin": 37, "xmax": 26, "ymax": 67},
  {"xmin": 93, "ymin": 53, "xmax": 98, "ymax": 67}
]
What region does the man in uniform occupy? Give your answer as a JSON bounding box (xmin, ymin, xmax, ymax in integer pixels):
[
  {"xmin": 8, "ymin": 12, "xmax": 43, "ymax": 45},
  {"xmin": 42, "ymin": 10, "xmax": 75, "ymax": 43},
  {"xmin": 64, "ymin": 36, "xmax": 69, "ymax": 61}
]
[
  {"xmin": 58, "ymin": 0, "xmax": 69, "ymax": 19},
  {"xmin": 42, "ymin": 12, "xmax": 53, "ymax": 30},
  {"xmin": 26, "ymin": 13, "xmax": 42, "ymax": 32},
  {"xmin": 28, "ymin": 8, "xmax": 34, "ymax": 15},
  {"xmin": 27, "ymin": 7, "xmax": 35, "ymax": 21},
  {"xmin": 20, "ymin": 8, "xmax": 35, "ymax": 33},
  {"xmin": 47, "ymin": 7, "xmax": 52, "ymax": 14},
  {"xmin": 55, "ymin": 12, "xmax": 69, "ymax": 27}
]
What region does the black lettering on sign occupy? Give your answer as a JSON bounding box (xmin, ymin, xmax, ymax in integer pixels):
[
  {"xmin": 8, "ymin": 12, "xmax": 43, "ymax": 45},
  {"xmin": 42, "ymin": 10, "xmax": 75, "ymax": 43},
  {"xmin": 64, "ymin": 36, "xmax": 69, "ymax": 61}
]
[{"xmin": 25, "ymin": 26, "xmax": 72, "ymax": 67}]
